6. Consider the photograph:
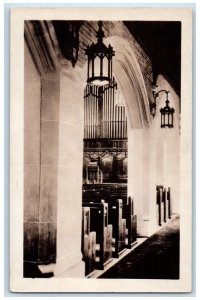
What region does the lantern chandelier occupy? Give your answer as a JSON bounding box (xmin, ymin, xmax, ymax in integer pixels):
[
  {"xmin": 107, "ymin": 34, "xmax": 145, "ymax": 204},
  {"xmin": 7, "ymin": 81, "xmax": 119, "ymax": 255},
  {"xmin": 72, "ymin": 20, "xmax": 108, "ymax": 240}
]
[
  {"xmin": 85, "ymin": 21, "xmax": 115, "ymax": 86},
  {"xmin": 150, "ymin": 85, "xmax": 175, "ymax": 128}
]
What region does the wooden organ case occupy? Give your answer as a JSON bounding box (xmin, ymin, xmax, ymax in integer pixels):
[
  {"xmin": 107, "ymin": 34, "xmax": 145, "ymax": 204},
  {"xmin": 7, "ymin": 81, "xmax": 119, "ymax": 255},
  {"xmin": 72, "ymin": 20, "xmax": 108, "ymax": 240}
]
[{"xmin": 83, "ymin": 79, "xmax": 128, "ymax": 185}]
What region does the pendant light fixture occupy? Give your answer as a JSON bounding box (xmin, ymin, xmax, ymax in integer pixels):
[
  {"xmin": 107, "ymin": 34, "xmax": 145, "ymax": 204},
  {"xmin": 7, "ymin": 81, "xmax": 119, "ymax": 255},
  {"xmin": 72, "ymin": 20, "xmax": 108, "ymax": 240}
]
[{"xmin": 85, "ymin": 21, "xmax": 115, "ymax": 86}]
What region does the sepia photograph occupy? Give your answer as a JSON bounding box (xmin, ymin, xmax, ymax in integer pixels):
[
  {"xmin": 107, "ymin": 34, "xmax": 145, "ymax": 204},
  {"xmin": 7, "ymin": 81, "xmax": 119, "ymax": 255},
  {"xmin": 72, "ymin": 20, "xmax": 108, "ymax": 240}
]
[{"xmin": 10, "ymin": 7, "xmax": 192, "ymax": 293}]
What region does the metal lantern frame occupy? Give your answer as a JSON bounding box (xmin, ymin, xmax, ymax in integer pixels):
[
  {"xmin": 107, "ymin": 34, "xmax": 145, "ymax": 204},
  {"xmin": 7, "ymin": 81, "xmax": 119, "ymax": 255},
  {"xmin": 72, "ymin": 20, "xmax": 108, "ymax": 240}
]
[
  {"xmin": 151, "ymin": 88, "xmax": 175, "ymax": 128},
  {"xmin": 85, "ymin": 21, "xmax": 115, "ymax": 86},
  {"xmin": 160, "ymin": 94, "xmax": 175, "ymax": 128}
]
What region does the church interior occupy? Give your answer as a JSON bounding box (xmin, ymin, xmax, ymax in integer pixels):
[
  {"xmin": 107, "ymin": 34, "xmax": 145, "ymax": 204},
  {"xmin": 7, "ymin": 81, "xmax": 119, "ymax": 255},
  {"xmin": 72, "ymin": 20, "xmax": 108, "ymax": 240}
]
[{"xmin": 23, "ymin": 19, "xmax": 181, "ymax": 278}]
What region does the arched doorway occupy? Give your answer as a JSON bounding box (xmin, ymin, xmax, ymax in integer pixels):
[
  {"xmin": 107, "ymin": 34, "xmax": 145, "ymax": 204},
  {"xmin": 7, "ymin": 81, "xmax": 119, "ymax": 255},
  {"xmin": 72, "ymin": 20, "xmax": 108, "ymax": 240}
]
[
  {"xmin": 80, "ymin": 35, "xmax": 154, "ymax": 275},
  {"xmin": 106, "ymin": 36, "xmax": 155, "ymax": 236}
]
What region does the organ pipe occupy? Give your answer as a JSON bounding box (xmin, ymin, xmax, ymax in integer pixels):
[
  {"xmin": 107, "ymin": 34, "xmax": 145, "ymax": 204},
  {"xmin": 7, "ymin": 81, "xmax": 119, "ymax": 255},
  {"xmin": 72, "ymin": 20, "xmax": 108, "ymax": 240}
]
[
  {"xmin": 112, "ymin": 87, "xmax": 114, "ymax": 138},
  {"xmin": 84, "ymin": 83, "xmax": 127, "ymax": 139}
]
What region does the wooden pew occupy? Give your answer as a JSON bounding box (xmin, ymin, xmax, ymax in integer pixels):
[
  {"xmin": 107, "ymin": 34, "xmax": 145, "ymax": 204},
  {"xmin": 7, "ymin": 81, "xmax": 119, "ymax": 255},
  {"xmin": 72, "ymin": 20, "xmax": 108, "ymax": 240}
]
[
  {"xmin": 123, "ymin": 196, "xmax": 137, "ymax": 248},
  {"xmin": 82, "ymin": 201, "xmax": 113, "ymax": 270},
  {"xmin": 82, "ymin": 183, "xmax": 127, "ymax": 203},
  {"xmin": 83, "ymin": 197, "xmax": 129, "ymax": 258},
  {"xmin": 107, "ymin": 199, "xmax": 126, "ymax": 258},
  {"xmin": 163, "ymin": 188, "xmax": 167, "ymax": 223},
  {"xmin": 167, "ymin": 187, "xmax": 171, "ymax": 219},
  {"xmin": 156, "ymin": 186, "xmax": 171, "ymax": 226},
  {"xmin": 83, "ymin": 195, "xmax": 127, "ymax": 255},
  {"xmin": 107, "ymin": 194, "xmax": 137, "ymax": 248},
  {"xmin": 156, "ymin": 186, "xmax": 163, "ymax": 226},
  {"xmin": 108, "ymin": 193, "xmax": 128, "ymax": 205},
  {"xmin": 83, "ymin": 184, "xmax": 137, "ymax": 251},
  {"xmin": 82, "ymin": 207, "xmax": 96, "ymax": 275}
]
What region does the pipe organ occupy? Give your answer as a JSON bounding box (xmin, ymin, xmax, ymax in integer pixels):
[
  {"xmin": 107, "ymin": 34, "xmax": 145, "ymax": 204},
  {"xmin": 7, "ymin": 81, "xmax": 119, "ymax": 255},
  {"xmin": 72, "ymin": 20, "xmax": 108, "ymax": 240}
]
[
  {"xmin": 83, "ymin": 79, "xmax": 128, "ymax": 185},
  {"xmin": 84, "ymin": 81, "xmax": 127, "ymax": 139}
]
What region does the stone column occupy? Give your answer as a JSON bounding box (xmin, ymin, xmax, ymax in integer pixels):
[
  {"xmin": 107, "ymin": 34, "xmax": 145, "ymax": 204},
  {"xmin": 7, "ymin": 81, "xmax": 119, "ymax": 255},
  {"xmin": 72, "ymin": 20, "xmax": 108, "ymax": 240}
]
[
  {"xmin": 141, "ymin": 129, "xmax": 151, "ymax": 236},
  {"xmin": 24, "ymin": 21, "xmax": 85, "ymax": 278},
  {"xmin": 148, "ymin": 123, "xmax": 158, "ymax": 235},
  {"xmin": 24, "ymin": 46, "xmax": 60, "ymax": 275},
  {"xmin": 37, "ymin": 72, "xmax": 60, "ymax": 265},
  {"xmin": 128, "ymin": 129, "xmax": 143, "ymax": 236},
  {"xmin": 24, "ymin": 42, "xmax": 42, "ymax": 276},
  {"xmin": 53, "ymin": 72, "xmax": 85, "ymax": 277}
]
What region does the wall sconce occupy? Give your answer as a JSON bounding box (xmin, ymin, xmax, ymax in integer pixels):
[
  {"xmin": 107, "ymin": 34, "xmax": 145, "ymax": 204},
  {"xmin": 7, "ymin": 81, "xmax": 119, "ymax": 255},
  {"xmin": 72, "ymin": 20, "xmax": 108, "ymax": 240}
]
[
  {"xmin": 150, "ymin": 85, "xmax": 175, "ymax": 128},
  {"xmin": 85, "ymin": 21, "xmax": 115, "ymax": 86}
]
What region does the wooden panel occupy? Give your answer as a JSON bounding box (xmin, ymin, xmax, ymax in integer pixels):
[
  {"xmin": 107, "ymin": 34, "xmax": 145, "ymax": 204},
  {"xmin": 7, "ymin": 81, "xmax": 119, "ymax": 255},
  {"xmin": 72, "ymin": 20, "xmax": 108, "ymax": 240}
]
[
  {"xmin": 156, "ymin": 186, "xmax": 163, "ymax": 226},
  {"xmin": 108, "ymin": 199, "xmax": 125, "ymax": 258},
  {"xmin": 123, "ymin": 197, "xmax": 137, "ymax": 248},
  {"xmin": 83, "ymin": 231, "xmax": 96, "ymax": 276},
  {"xmin": 82, "ymin": 202, "xmax": 112, "ymax": 269},
  {"xmin": 167, "ymin": 187, "xmax": 171, "ymax": 219},
  {"xmin": 104, "ymin": 224, "xmax": 113, "ymax": 262},
  {"xmin": 156, "ymin": 185, "xmax": 171, "ymax": 226},
  {"xmin": 82, "ymin": 207, "xmax": 90, "ymax": 254}
]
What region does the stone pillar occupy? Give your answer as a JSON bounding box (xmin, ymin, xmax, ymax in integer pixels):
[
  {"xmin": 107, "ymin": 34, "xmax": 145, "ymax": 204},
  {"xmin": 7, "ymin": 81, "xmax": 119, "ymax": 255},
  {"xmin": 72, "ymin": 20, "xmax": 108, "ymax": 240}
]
[
  {"xmin": 53, "ymin": 72, "xmax": 85, "ymax": 277},
  {"xmin": 24, "ymin": 68, "xmax": 85, "ymax": 277},
  {"xmin": 24, "ymin": 42, "xmax": 42, "ymax": 276},
  {"xmin": 148, "ymin": 123, "xmax": 158, "ymax": 235},
  {"xmin": 128, "ymin": 129, "xmax": 143, "ymax": 236},
  {"xmin": 38, "ymin": 72, "xmax": 60, "ymax": 265},
  {"xmin": 141, "ymin": 129, "xmax": 151, "ymax": 236},
  {"xmin": 24, "ymin": 41, "xmax": 60, "ymax": 275},
  {"xmin": 24, "ymin": 21, "xmax": 85, "ymax": 278}
]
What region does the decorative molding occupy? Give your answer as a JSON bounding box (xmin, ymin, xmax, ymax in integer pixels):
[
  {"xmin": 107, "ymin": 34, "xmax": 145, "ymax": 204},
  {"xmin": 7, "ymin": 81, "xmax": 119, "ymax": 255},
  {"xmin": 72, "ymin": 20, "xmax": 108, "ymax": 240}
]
[{"xmin": 84, "ymin": 149, "xmax": 128, "ymax": 160}]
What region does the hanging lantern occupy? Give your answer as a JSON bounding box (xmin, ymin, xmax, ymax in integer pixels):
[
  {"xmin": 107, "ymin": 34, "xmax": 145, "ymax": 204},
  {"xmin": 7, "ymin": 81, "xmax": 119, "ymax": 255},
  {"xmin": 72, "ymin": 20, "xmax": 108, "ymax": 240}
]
[
  {"xmin": 151, "ymin": 88, "xmax": 175, "ymax": 128},
  {"xmin": 85, "ymin": 21, "xmax": 115, "ymax": 86},
  {"xmin": 160, "ymin": 94, "xmax": 175, "ymax": 128}
]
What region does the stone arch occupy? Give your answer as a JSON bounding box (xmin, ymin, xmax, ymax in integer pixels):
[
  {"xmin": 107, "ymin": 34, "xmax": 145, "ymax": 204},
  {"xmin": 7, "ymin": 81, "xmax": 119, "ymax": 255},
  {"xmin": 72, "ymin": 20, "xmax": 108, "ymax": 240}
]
[{"xmin": 79, "ymin": 35, "xmax": 152, "ymax": 236}]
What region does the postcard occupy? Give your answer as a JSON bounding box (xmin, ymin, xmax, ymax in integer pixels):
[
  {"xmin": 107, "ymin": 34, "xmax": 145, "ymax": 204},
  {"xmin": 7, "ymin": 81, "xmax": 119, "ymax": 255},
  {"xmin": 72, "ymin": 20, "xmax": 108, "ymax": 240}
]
[{"xmin": 10, "ymin": 7, "xmax": 192, "ymax": 293}]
